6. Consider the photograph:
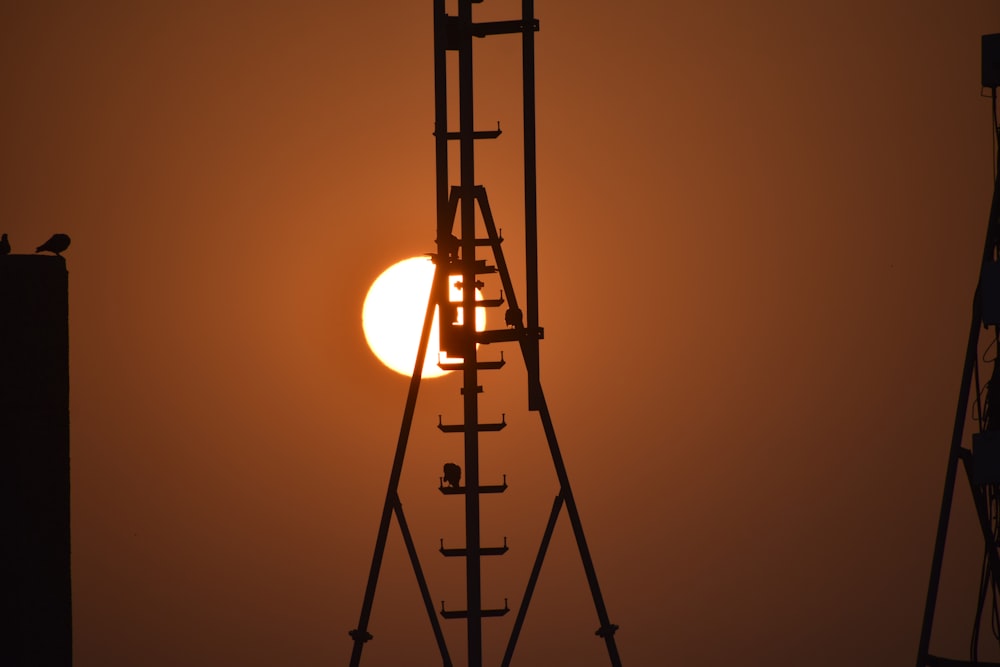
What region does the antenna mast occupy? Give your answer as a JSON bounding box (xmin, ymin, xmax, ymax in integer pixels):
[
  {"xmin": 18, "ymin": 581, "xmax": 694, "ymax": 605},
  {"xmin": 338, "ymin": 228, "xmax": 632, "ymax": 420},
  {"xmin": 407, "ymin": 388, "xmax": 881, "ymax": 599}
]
[
  {"xmin": 348, "ymin": 3, "xmax": 623, "ymax": 666},
  {"xmin": 916, "ymin": 32, "xmax": 1000, "ymax": 667}
]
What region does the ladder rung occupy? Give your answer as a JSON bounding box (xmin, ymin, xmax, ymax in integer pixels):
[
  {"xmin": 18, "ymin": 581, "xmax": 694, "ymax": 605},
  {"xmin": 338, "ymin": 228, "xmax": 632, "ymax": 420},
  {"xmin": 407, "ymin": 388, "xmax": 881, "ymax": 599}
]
[
  {"xmin": 437, "ymin": 353, "xmax": 506, "ymax": 372},
  {"xmin": 438, "ymin": 546, "xmax": 508, "ymax": 557},
  {"xmin": 436, "ymin": 122, "xmax": 502, "ymax": 141},
  {"xmin": 437, "ymin": 414, "xmax": 506, "ymax": 432},
  {"xmin": 438, "ymin": 485, "xmax": 508, "ymax": 495},
  {"xmin": 440, "ymin": 538, "xmax": 508, "ymax": 557},
  {"xmin": 446, "ymin": 260, "xmax": 497, "ymax": 277},
  {"xmin": 440, "ymin": 599, "xmax": 510, "ymax": 619},
  {"xmin": 476, "ymin": 327, "xmax": 544, "ymax": 344},
  {"xmin": 439, "ymin": 476, "xmax": 508, "ymax": 495},
  {"xmin": 469, "ymin": 259, "xmax": 496, "ymax": 274},
  {"xmin": 472, "ymin": 18, "xmax": 539, "ymax": 37}
]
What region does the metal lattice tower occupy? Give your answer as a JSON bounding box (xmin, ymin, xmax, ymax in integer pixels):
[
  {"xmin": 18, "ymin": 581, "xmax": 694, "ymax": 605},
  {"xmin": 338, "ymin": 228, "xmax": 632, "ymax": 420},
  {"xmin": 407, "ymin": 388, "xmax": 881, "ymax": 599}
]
[
  {"xmin": 916, "ymin": 33, "xmax": 1000, "ymax": 667},
  {"xmin": 348, "ymin": 2, "xmax": 623, "ymax": 666}
]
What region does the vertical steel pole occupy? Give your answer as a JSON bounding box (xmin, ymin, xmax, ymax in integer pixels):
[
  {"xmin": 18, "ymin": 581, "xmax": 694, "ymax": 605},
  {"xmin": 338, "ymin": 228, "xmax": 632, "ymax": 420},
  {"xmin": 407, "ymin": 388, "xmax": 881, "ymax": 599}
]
[
  {"xmin": 434, "ymin": 0, "xmax": 449, "ymax": 248},
  {"xmin": 522, "ymin": 0, "xmax": 541, "ymax": 411},
  {"xmin": 458, "ymin": 2, "xmax": 483, "ymax": 665}
]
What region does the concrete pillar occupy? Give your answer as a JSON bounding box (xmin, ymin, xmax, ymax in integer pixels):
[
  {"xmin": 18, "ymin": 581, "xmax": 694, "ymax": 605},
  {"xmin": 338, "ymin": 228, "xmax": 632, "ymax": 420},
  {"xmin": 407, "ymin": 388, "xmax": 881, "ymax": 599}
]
[{"xmin": 1, "ymin": 254, "xmax": 71, "ymax": 666}]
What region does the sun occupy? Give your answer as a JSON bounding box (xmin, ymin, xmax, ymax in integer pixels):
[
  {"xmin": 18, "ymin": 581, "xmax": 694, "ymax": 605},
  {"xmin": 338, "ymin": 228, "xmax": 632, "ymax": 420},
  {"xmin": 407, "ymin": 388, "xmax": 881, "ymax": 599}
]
[{"xmin": 362, "ymin": 256, "xmax": 486, "ymax": 378}]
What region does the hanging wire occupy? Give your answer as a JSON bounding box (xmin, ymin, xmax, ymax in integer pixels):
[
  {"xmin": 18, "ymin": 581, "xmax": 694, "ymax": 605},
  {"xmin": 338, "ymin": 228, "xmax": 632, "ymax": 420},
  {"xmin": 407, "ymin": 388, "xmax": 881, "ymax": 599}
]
[
  {"xmin": 975, "ymin": 354, "xmax": 986, "ymax": 431},
  {"xmin": 984, "ymin": 336, "xmax": 998, "ymax": 364},
  {"xmin": 992, "ymin": 87, "xmax": 998, "ymax": 183},
  {"xmin": 991, "ymin": 88, "xmax": 999, "ymax": 266}
]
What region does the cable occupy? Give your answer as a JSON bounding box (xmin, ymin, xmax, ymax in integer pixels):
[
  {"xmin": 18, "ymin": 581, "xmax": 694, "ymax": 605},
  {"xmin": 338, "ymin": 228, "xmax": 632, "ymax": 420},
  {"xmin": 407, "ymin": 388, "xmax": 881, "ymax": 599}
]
[
  {"xmin": 975, "ymin": 352, "xmax": 986, "ymax": 430},
  {"xmin": 983, "ymin": 336, "xmax": 998, "ymax": 364},
  {"xmin": 992, "ymin": 88, "xmax": 998, "ymax": 184}
]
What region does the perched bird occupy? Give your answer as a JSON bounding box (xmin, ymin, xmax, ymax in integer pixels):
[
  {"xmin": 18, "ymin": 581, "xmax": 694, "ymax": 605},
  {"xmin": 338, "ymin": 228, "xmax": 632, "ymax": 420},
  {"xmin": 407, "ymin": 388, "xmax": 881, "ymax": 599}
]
[
  {"xmin": 443, "ymin": 462, "xmax": 461, "ymax": 488},
  {"xmin": 504, "ymin": 306, "xmax": 523, "ymax": 329},
  {"xmin": 36, "ymin": 233, "xmax": 71, "ymax": 256},
  {"xmin": 0, "ymin": 233, "xmax": 9, "ymax": 256}
]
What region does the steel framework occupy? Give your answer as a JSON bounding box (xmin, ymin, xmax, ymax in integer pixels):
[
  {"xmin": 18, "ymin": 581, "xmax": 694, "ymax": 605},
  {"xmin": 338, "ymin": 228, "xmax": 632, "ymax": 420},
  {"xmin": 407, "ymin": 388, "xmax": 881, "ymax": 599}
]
[
  {"xmin": 348, "ymin": 2, "xmax": 623, "ymax": 666},
  {"xmin": 916, "ymin": 33, "xmax": 1000, "ymax": 667}
]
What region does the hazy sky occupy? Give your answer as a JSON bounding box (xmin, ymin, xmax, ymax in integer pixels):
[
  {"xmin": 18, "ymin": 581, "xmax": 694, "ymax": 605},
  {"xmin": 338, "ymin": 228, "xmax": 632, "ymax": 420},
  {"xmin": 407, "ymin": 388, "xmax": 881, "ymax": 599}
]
[{"xmin": 3, "ymin": 1, "xmax": 1000, "ymax": 665}]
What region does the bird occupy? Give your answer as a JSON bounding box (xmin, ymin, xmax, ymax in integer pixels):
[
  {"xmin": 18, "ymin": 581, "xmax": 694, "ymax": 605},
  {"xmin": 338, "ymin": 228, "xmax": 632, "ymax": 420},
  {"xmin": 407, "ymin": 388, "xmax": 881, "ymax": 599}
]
[
  {"xmin": 443, "ymin": 462, "xmax": 461, "ymax": 488},
  {"xmin": 505, "ymin": 306, "xmax": 523, "ymax": 328},
  {"xmin": 35, "ymin": 233, "xmax": 71, "ymax": 256},
  {"xmin": 0, "ymin": 233, "xmax": 9, "ymax": 256}
]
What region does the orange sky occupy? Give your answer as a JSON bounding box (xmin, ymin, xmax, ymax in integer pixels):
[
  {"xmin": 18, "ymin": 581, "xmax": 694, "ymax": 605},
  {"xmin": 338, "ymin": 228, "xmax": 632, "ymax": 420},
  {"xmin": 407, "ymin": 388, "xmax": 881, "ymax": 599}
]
[{"xmin": 3, "ymin": 1, "xmax": 1000, "ymax": 665}]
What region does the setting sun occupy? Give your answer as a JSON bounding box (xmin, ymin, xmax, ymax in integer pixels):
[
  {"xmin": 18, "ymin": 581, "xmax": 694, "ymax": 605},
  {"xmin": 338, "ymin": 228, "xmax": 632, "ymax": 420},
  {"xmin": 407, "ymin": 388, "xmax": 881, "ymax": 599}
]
[{"xmin": 362, "ymin": 256, "xmax": 485, "ymax": 378}]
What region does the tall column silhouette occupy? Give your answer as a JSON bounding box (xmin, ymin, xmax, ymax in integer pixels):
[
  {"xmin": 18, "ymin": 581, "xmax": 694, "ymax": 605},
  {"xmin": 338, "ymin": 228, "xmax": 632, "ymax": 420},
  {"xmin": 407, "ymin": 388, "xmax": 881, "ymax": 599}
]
[{"xmin": 1, "ymin": 254, "xmax": 72, "ymax": 667}]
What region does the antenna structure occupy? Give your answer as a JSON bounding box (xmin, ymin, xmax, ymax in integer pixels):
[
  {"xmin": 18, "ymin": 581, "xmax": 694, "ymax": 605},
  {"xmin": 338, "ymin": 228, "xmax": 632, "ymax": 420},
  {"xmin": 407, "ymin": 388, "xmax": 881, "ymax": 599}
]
[
  {"xmin": 348, "ymin": 2, "xmax": 623, "ymax": 666},
  {"xmin": 916, "ymin": 33, "xmax": 1000, "ymax": 667}
]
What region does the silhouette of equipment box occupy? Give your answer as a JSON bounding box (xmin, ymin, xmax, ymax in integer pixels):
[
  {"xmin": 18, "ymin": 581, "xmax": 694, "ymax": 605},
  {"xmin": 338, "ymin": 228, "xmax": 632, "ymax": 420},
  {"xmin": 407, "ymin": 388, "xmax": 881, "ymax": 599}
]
[
  {"xmin": 980, "ymin": 260, "xmax": 1000, "ymax": 326},
  {"xmin": 984, "ymin": 33, "xmax": 1000, "ymax": 89},
  {"xmin": 0, "ymin": 254, "xmax": 72, "ymax": 667},
  {"xmin": 972, "ymin": 431, "xmax": 1000, "ymax": 486}
]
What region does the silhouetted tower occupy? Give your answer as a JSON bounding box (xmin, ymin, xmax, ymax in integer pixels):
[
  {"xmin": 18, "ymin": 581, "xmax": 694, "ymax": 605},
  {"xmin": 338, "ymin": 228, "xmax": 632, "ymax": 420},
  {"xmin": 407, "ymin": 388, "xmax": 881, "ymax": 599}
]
[
  {"xmin": 1, "ymin": 254, "xmax": 72, "ymax": 666},
  {"xmin": 917, "ymin": 33, "xmax": 1000, "ymax": 667},
  {"xmin": 348, "ymin": 2, "xmax": 623, "ymax": 667}
]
